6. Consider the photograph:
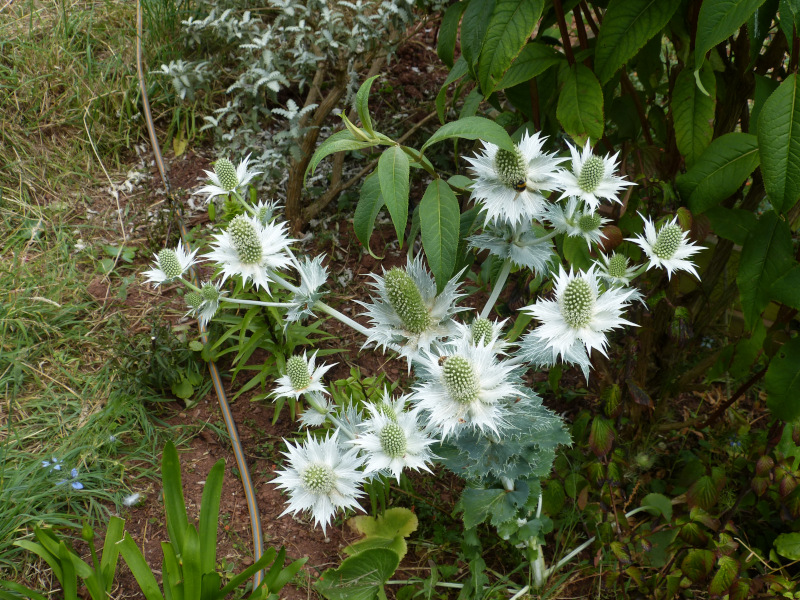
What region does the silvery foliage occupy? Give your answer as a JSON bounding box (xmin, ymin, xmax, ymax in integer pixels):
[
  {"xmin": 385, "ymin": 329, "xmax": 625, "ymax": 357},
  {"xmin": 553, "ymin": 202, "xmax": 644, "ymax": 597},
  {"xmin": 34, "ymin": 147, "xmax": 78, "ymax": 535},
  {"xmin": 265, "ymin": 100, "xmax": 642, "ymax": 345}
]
[
  {"xmin": 171, "ymin": 0, "xmax": 447, "ymax": 188},
  {"xmin": 155, "ymin": 60, "xmax": 209, "ymax": 101}
]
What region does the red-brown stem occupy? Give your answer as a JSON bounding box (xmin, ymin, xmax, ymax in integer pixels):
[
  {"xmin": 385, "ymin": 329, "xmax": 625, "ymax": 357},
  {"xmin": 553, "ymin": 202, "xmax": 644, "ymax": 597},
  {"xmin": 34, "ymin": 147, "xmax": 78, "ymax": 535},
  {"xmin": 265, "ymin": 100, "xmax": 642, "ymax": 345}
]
[
  {"xmin": 621, "ymin": 73, "xmax": 654, "ymax": 145},
  {"xmin": 553, "ymin": 0, "xmax": 576, "ymax": 65},
  {"xmin": 580, "ymin": 1, "xmax": 599, "ymax": 35},
  {"xmin": 572, "ymin": 6, "xmax": 592, "ymax": 67},
  {"xmin": 792, "ymin": 26, "xmax": 799, "ymax": 73},
  {"xmin": 700, "ymin": 366, "xmax": 769, "ymax": 429},
  {"xmin": 529, "ymin": 78, "xmax": 541, "ymax": 131}
]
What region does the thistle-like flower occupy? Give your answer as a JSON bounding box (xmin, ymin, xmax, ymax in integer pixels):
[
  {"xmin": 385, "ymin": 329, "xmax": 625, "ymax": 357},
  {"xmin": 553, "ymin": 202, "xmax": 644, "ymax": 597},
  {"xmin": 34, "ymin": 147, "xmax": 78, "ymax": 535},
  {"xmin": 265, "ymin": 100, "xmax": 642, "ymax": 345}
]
[
  {"xmin": 349, "ymin": 391, "xmax": 435, "ymax": 482},
  {"xmin": 254, "ymin": 199, "xmax": 280, "ymax": 226},
  {"xmin": 465, "ymin": 132, "xmax": 566, "ymax": 227},
  {"xmin": 358, "ymin": 256, "xmax": 467, "ymax": 366},
  {"xmin": 272, "ymin": 351, "xmax": 335, "ymax": 400},
  {"xmin": 522, "ymin": 266, "xmax": 637, "ymax": 360},
  {"xmin": 544, "ymin": 197, "xmax": 610, "ymax": 248},
  {"xmin": 204, "ymin": 214, "xmax": 293, "ymax": 292},
  {"xmin": 595, "ymin": 252, "xmax": 638, "ymax": 287},
  {"xmin": 185, "ymin": 281, "xmax": 226, "ymax": 327},
  {"xmin": 627, "ymin": 216, "xmax": 701, "ymax": 280},
  {"xmin": 468, "ymin": 221, "xmax": 556, "ymax": 276},
  {"xmin": 552, "ymin": 141, "xmax": 634, "ymax": 211},
  {"xmin": 411, "ymin": 335, "xmax": 523, "ymax": 439},
  {"xmin": 286, "ymin": 255, "xmax": 328, "ymax": 324},
  {"xmin": 273, "ymin": 431, "xmax": 365, "ymax": 533},
  {"xmin": 143, "ymin": 243, "xmax": 198, "ymax": 287},
  {"xmin": 299, "ymin": 392, "xmax": 334, "ymax": 428},
  {"xmin": 197, "ymin": 154, "xmax": 261, "ymax": 201},
  {"xmin": 448, "ymin": 318, "xmax": 510, "ymax": 355}
]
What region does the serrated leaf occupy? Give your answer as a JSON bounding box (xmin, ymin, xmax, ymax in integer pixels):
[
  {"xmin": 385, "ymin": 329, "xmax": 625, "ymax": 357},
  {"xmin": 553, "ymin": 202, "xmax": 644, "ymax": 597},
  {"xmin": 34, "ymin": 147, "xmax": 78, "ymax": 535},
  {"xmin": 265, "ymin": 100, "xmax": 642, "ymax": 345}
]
[
  {"xmin": 758, "ymin": 73, "xmax": 800, "ymax": 213},
  {"xmin": 594, "ymin": 0, "xmax": 680, "ymax": 84},
  {"xmin": 676, "ymin": 132, "xmax": 760, "ymax": 213},
  {"xmin": 459, "ymin": 488, "xmax": 510, "ymax": 529},
  {"xmin": 355, "ymin": 75, "xmax": 380, "ymax": 135},
  {"xmin": 378, "ymin": 146, "xmax": 410, "ymax": 244},
  {"xmin": 641, "ymin": 492, "xmax": 673, "ymax": 521},
  {"xmin": 736, "ymin": 211, "xmax": 793, "ymax": 329},
  {"xmin": 687, "ymin": 475, "xmax": 720, "ymax": 510},
  {"xmin": 421, "ymin": 116, "xmax": 515, "ymax": 154},
  {"xmin": 306, "ymin": 131, "xmax": 377, "ymax": 183},
  {"xmin": 775, "ymin": 532, "xmax": 800, "ymax": 560},
  {"xmin": 588, "ymin": 416, "xmax": 615, "ymax": 457},
  {"xmin": 681, "ymin": 548, "xmax": 715, "ymax": 583},
  {"xmin": 345, "ymin": 508, "xmax": 417, "ymax": 561},
  {"xmin": 437, "ymin": 1, "xmax": 467, "ymax": 68},
  {"xmin": 314, "ymin": 548, "xmax": 399, "ymax": 600},
  {"xmin": 705, "ymin": 206, "xmax": 757, "ymax": 245},
  {"xmin": 495, "ymin": 42, "xmax": 564, "ymax": 90},
  {"xmin": 420, "ymin": 179, "xmax": 460, "ymax": 289},
  {"xmin": 695, "ymin": 0, "xmax": 768, "ymax": 71},
  {"xmin": 556, "ymin": 64, "xmax": 604, "ymax": 145},
  {"xmin": 771, "ymin": 265, "xmax": 800, "ymax": 311},
  {"xmin": 766, "ymin": 336, "xmax": 800, "ymax": 421},
  {"xmin": 673, "ymin": 61, "xmax": 716, "ymax": 167},
  {"xmin": 709, "ymin": 556, "xmax": 740, "ymax": 595},
  {"xmin": 461, "ymin": 0, "xmax": 496, "ymax": 78},
  {"xmin": 353, "ymin": 171, "xmax": 384, "ymax": 255},
  {"xmin": 477, "ymin": 0, "xmax": 544, "ymax": 95}
]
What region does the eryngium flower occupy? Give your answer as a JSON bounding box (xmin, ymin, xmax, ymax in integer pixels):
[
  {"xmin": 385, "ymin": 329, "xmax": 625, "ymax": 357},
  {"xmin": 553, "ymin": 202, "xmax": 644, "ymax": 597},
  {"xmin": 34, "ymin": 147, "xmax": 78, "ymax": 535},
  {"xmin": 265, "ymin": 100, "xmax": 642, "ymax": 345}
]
[
  {"xmin": 627, "ymin": 215, "xmax": 701, "ymax": 280},
  {"xmin": 143, "ymin": 242, "xmax": 198, "ymax": 287},
  {"xmin": 544, "ymin": 196, "xmax": 610, "ymax": 248},
  {"xmin": 552, "ymin": 141, "xmax": 634, "ymax": 211},
  {"xmin": 522, "ymin": 266, "xmax": 637, "ymax": 360},
  {"xmin": 595, "ymin": 252, "xmax": 638, "ymax": 287},
  {"xmin": 272, "ymin": 351, "xmax": 334, "ymax": 400},
  {"xmin": 204, "ymin": 214, "xmax": 293, "ymax": 292},
  {"xmin": 197, "ymin": 154, "xmax": 260, "ymax": 201},
  {"xmin": 273, "ymin": 432, "xmax": 365, "ymax": 533},
  {"xmin": 468, "ymin": 221, "xmax": 556, "ymax": 275},
  {"xmin": 465, "ymin": 132, "xmax": 566, "ymax": 227},
  {"xmin": 184, "ymin": 280, "xmax": 226, "ymax": 327},
  {"xmin": 285, "ymin": 255, "xmax": 328, "ymax": 324},
  {"xmin": 350, "ymin": 391, "xmax": 435, "ymax": 482},
  {"xmin": 412, "ymin": 335, "xmax": 523, "ymax": 439},
  {"xmin": 358, "ymin": 256, "xmax": 467, "ymax": 366}
]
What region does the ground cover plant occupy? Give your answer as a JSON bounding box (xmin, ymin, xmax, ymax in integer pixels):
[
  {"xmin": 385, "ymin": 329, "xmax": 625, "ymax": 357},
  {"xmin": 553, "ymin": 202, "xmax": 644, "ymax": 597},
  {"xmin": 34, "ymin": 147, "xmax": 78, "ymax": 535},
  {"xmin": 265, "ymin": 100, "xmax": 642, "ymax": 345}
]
[{"xmin": 3, "ymin": 0, "xmax": 800, "ymax": 598}]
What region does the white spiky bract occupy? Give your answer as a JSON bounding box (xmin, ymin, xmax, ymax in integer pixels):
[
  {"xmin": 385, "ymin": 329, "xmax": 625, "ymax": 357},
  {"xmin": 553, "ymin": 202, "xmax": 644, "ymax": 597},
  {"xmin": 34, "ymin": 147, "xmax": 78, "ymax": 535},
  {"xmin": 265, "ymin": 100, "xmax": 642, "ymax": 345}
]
[
  {"xmin": 273, "ymin": 431, "xmax": 365, "ymax": 533},
  {"xmin": 544, "ymin": 197, "xmax": 610, "ymax": 248},
  {"xmin": 272, "ymin": 351, "xmax": 335, "ymax": 400},
  {"xmin": 468, "ymin": 221, "xmax": 556, "ymax": 275},
  {"xmin": 522, "ymin": 266, "xmax": 637, "ymax": 360},
  {"xmin": 185, "ymin": 280, "xmax": 226, "ymax": 327},
  {"xmin": 286, "ymin": 255, "xmax": 328, "ymax": 323},
  {"xmin": 466, "ymin": 132, "xmax": 566, "ymax": 227},
  {"xmin": 349, "ymin": 391, "xmax": 435, "ymax": 482},
  {"xmin": 627, "ymin": 215, "xmax": 701, "ymax": 280},
  {"xmin": 204, "ymin": 215, "xmax": 293, "ymax": 292},
  {"xmin": 358, "ymin": 256, "xmax": 468, "ymax": 366},
  {"xmin": 197, "ymin": 154, "xmax": 261, "ymax": 201},
  {"xmin": 143, "ymin": 242, "xmax": 198, "ymax": 287},
  {"xmin": 411, "ymin": 335, "xmax": 523, "ymax": 439},
  {"xmin": 552, "ymin": 141, "xmax": 634, "ymax": 211},
  {"xmin": 595, "ymin": 252, "xmax": 638, "ymax": 287}
]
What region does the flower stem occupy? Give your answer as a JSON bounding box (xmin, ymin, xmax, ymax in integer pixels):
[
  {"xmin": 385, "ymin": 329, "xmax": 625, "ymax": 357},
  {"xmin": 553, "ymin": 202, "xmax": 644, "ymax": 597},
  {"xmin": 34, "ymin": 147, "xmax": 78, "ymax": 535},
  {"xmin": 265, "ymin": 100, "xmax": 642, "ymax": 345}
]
[
  {"xmin": 530, "ymin": 229, "xmax": 558, "ymax": 245},
  {"xmin": 178, "ymin": 277, "xmax": 202, "ymax": 292},
  {"xmin": 220, "ymin": 297, "xmax": 296, "ymax": 308},
  {"xmin": 232, "ymin": 190, "xmax": 256, "ymax": 216},
  {"xmin": 315, "ymin": 301, "xmax": 372, "ymax": 338},
  {"xmin": 480, "ymin": 258, "xmax": 512, "ymax": 319}
]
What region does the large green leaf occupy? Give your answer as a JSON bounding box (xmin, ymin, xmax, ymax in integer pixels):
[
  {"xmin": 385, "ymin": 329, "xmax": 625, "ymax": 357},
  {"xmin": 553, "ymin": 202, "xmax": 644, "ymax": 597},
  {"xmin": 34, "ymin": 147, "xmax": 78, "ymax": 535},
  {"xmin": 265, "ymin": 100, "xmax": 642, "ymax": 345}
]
[
  {"xmin": 117, "ymin": 534, "xmax": 166, "ymax": 600},
  {"xmin": 353, "ymin": 171, "xmax": 384, "ymax": 255},
  {"xmin": 775, "ymin": 532, "xmax": 800, "ymax": 560},
  {"xmin": 315, "ymin": 548, "xmax": 400, "ymax": 600},
  {"xmin": 460, "ymin": 0, "xmax": 496, "ymax": 77},
  {"xmin": 709, "ymin": 556, "xmax": 740, "ymax": 596},
  {"xmin": 736, "ymin": 211, "xmax": 794, "ymax": 330},
  {"xmin": 355, "ymin": 75, "xmax": 380, "ymax": 135},
  {"xmin": 556, "ymin": 64, "xmax": 604, "ymax": 144},
  {"xmin": 673, "ymin": 61, "xmax": 716, "ymax": 167},
  {"xmin": 198, "ymin": 459, "xmax": 224, "ymax": 574},
  {"xmin": 477, "ymin": 0, "xmax": 544, "ymax": 95},
  {"xmin": 161, "ymin": 441, "xmax": 188, "ymax": 553},
  {"xmin": 758, "ymin": 74, "xmax": 800, "ymax": 213},
  {"xmin": 594, "ymin": 0, "xmax": 679, "ymax": 84},
  {"xmin": 705, "ymin": 207, "xmax": 757, "ymax": 245},
  {"xmin": 780, "ymin": 0, "xmax": 800, "ymax": 42},
  {"xmin": 437, "ymin": 1, "xmax": 467, "ymax": 68},
  {"xmin": 766, "ymin": 336, "xmax": 800, "ymax": 421},
  {"xmin": 495, "ymin": 42, "xmax": 564, "ymax": 91},
  {"xmin": 681, "ymin": 548, "xmax": 715, "ymax": 583},
  {"xmin": 305, "ymin": 131, "xmax": 377, "ymax": 183},
  {"xmin": 771, "ymin": 264, "xmax": 800, "ymax": 310},
  {"xmin": 420, "ymin": 179, "xmax": 460, "ymax": 289},
  {"xmin": 676, "ymin": 133, "xmax": 760, "ymax": 213},
  {"xmin": 344, "ymin": 508, "xmax": 418, "ymax": 561},
  {"xmin": 378, "ymin": 146, "xmax": 410, "ymax": 244},
  {"xmin": 695, "ymin": 0, "xmax": 768, "ymax": 69},
  {"xmin": 421, "ymin": 116, "xmax": 516, "ymax": 153}
]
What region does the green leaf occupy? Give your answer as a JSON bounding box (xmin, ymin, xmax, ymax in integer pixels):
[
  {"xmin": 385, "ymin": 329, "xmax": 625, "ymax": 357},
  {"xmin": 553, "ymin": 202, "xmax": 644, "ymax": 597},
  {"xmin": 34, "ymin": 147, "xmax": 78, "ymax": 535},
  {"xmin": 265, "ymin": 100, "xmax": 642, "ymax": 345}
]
[
  {"xmin": 198, "ymin": 459, "xmax": 224, "ymax": 574},
  {"xmin": 676, "ymin": 132, "xmax": 760, "ymax": 213},
  {"xmin": 219, "ymin": 548, "xmax": 279, "ymax": 596},
  {"xmin": 695, "ymin": 0, "xmax": 768, "ymax": 70},
  {"xmin": 315, "ymin": 548, "xmax": 400, "ymax": 600},
  {"xmin": 421, "ymin": 116, "xmax": 515, "ymax": 154},
  {"xmin": 58, "ymin": 542, "xmax": 78, "ymax": 600},
  {"xmin": 305, "ymin": 131, "xmax": 377, "ymax": 183},
  {"xmin": 459, "ymin": 487, "xmax": 507, "ymax": 529},
  {"xmin": 775, "ymin": 532, "xmax": 800, "ymax": 560},
  {"xmin": 751, "ymin": 74, "xmax": 780, "ymax": 136},
  {"xmin": 737, "ymin": 211, "xmax": 793, "ymax": 329},
  {"xmin": 687, "ymin": 475, "xmax": 721, "ymax": 510},
  {"xmin": 460, "ymin": 0, "xmax": 496, "ymax": 77},
  {"xmin": 356, "ymin": 75, "xmax": 380, "ymax": 136},
  {"xmin": 709, "ymin": 556, "xmax": 740, "ymax": 596},
  {"xmin": 171, "ymin": 378, "xmax": 194, "ymax": 399},
  {"xmin": 161, "ymin": 441, "xmax": 189, "ymax": 553},
  {"xmin": 758, "ymin": 73, "xmax": 800, "ymax": 213},
  {"xmin": 436, "ymin": 57, "xmax": 469, "ymax": 124},
  {"xmin": 681, "ymin": 548, "xmax": 715, "ymax": 583},
  {"xmin": 673, "ymin": 61, "xmax": 716, "ymax": 167},
  {"xmin": 780, "ymin": 0, "xmax": 800, "ymax": 42},
  {"xmin": 588, "ymin": 416, "xmax": 615, "ymax": 457},
  {"xmin": 641, "ymin": 493, "xmax": 672, "ymax": 521},
  {"xmin": 495, "ymin": 42, "xmax": 563, "ymax": 90},
  {"xmin": 344, "ymin": 508, "xmax": 418, "ymax": 561},
  {"xmin": 437, "ymin": 1, "xmax": 467, "ymax": 68},
  {"xmin": 771, "ymin": 264, "xmax": 800, "ymax": 310},
  {"xmin": 100, "ymin": 516, "xmax": 125, "ymax": 590},
  {"xmin": 766, "ymin": 336, "xmax": 800, "ymax": 421},
  {"xmin": 594, "ymin": 0, "xmax": 680, "ymax": 84},
  {"xmin": 556, "ymin": 64, "xmax": 604, "ymax": 145},
  {"xmin": 378, "ymin": 146, "xmax": 410, "ymax": 244},
  {"xmin": 117, "ymin": 533, "xmax": 166, "ymax": 600},
  {"xmin": 477, "ymin": 0, "xmax": 544, "ymax": 95},
  {"xmin": 705, "ymin": 206, "xmax": 757, "ymax": 245},
  {"xmin": 353, "ymin": 171, "xmax": 385, "ymax": 256},
  {"xmin": 420, "ymin": 179, "xmax": 460, "ymax": 289},
  {"xmin": 181, "ymin": 525, "xmax": 201, "ymax": 599}
]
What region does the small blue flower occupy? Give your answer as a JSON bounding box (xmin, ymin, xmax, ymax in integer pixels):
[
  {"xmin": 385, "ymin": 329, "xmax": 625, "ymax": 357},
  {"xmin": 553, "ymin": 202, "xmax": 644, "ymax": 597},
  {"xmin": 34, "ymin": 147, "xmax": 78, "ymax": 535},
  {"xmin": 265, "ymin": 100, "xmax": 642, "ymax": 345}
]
[
  {"xmin": 56, "ymin": 466, "xmax": 84, "ymax": 490},
  {"xmin": 71, "ymin": 481, "xmax": 84, "ymax": 490},
  {"xmin": 108, "ymin": 435, "xmax": 117, "ymax": 443},
  {"xmin": 42, "ymin": 458, "xmax": 63, "ymax": 472},
  {"xmin": 71, "ymin": 468, "xmax": 79, "ymax": 478}
]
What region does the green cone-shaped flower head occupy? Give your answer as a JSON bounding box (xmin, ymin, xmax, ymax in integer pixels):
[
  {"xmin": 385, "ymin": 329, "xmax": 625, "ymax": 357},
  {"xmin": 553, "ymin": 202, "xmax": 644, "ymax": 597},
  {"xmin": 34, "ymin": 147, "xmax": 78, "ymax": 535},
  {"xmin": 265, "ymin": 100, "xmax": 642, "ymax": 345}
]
[
  {"xmin": 228, "ymin": 215, "xmax": 262, "ymax": 264},
  {"xmin": 652, "ymin": 223, "xmax": 682, "ymax": 260},
  {"xmin": 286, "ymin": 355, "xmax": 311, "ymax": 391},
  {"xmin": 214, "ymin": 158, "xmax": 238, "ymax": 191},
  {"xmin": 606, "ymin": 253, "xmax": 629, "ymax": 279},
  {"xmin": 442, "ymin": 355, "xmax": 479, "ymax": 404},
  {"xmin": 578, "ymin": 212, "xmax": 603, "ymax": 232},
  {"xmin": 577, "ymin": 156, "xmax": 605, "ymax": 193},
  {"xmin": 200, "ymin": 283, "xmax": 221, "ymax": 303},
  {"xmin": 560, "ymin": 278, "xmax": 594, "ymax": 328},
  {"xmin": 301, "ymin": 463, "xmax": 335, "ymax": 494},
  {"xmin": 185, "ymin": 291, "xmax": 203, "ymax": 309},
  {"xmin": 384, "ymin": 268, "xmax": 430, "ymax": 334},
  {"xmin": 471, "ymin": 317, "xmax": 493, "ymax": 345},
  {"xmin": 494, "ymin": 146, "xmax": 527, "ymax": 189},
  {"xmin": 379, "ymin": 422, "xmax": 408, "ymax": 458},
  {"xmin": 157, "ymin": 248, "xmax": 183, "ymax": 280},
  {"xmin": 375, "ymin": 401, "xmax": 398, "ymax": 422}
]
